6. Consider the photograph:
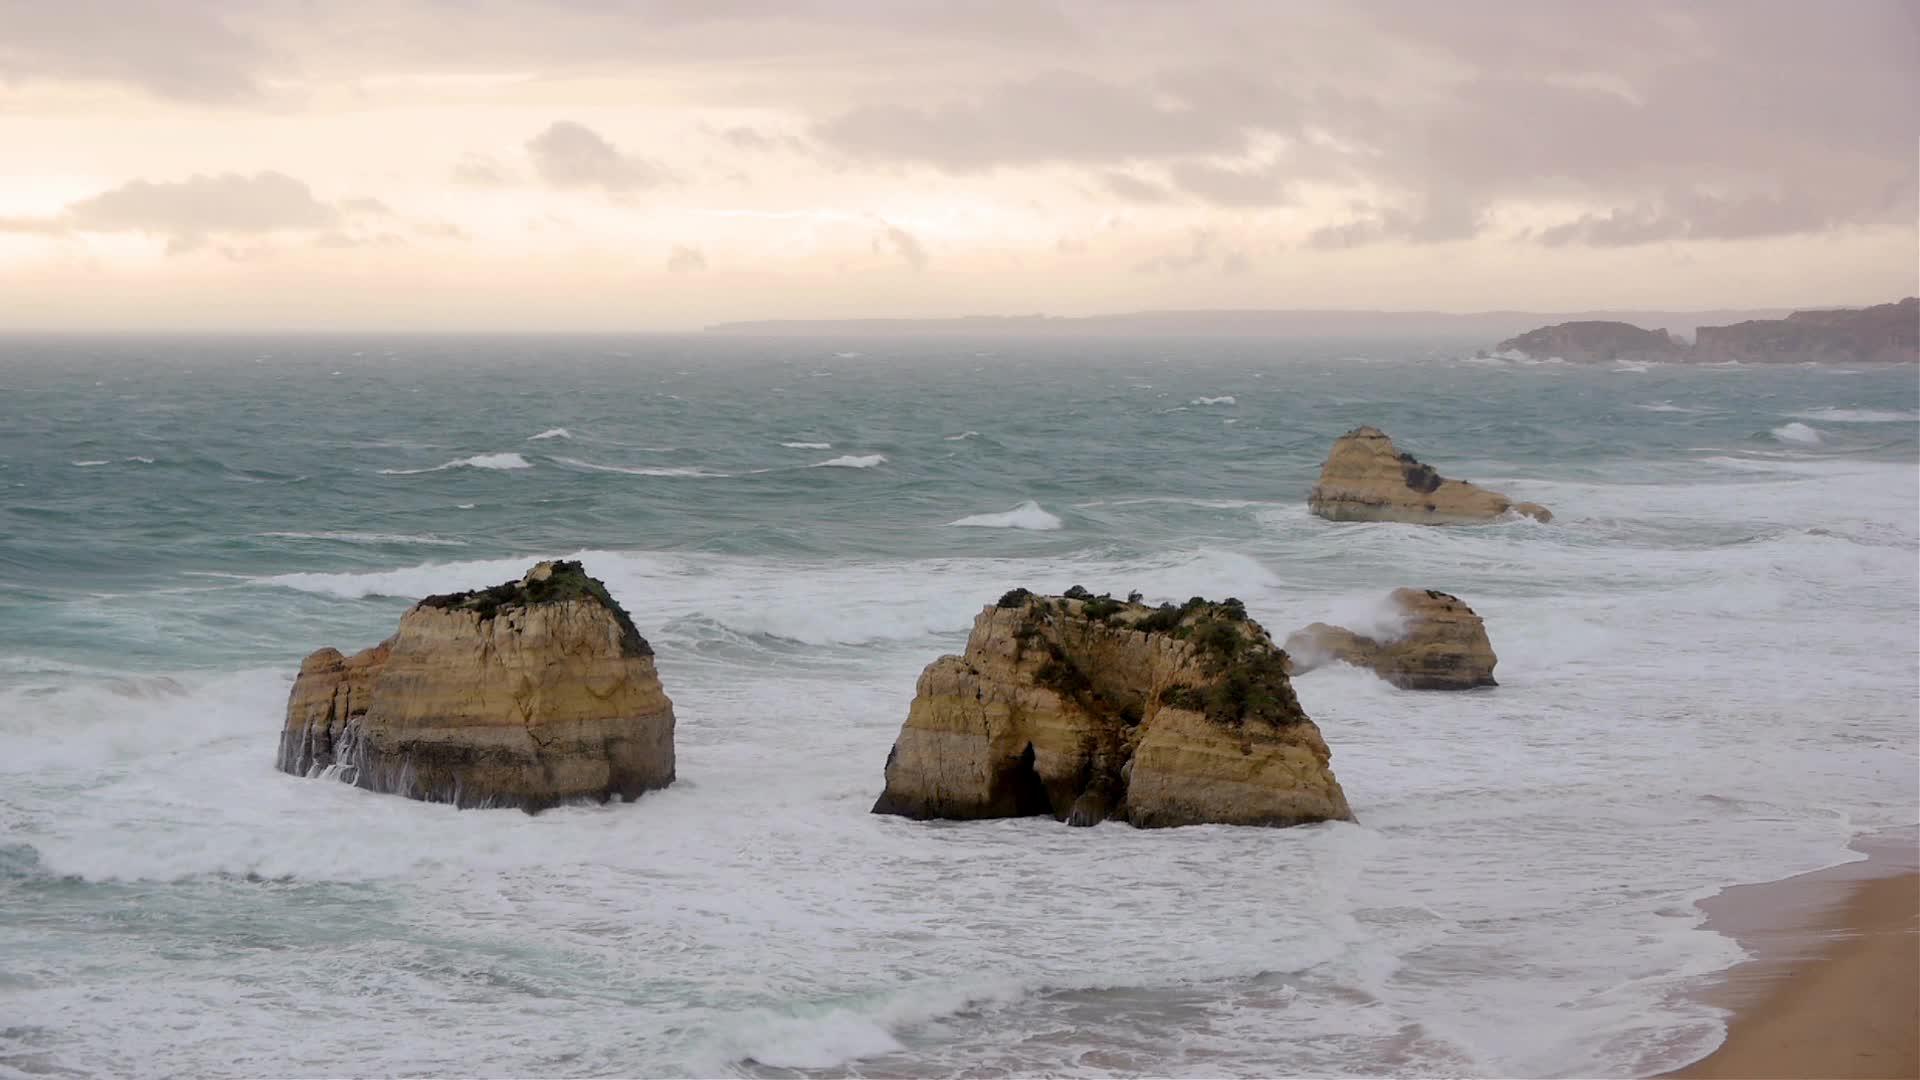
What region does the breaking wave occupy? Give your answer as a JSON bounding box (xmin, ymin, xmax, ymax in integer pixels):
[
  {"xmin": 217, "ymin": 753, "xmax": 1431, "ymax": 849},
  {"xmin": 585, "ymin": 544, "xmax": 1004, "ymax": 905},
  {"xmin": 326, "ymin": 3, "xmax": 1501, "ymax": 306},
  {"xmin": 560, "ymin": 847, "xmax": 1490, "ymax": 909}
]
[
  {"xmin": 1770, "ymin": 422, "xmax": 1823, "ymax": 445},
  {"xmin": 527, "ymin": 427, "xmax": 573, "ymax": 441},
  {"xmin": 553, "ymin": 456, "xmax": 730, "ymax": 478},
  {"xmin": 947, "ymin": 500, "xmax": 1064, "ymax": 531},
  {"xmin": 812, "ymin": 454, "xmax": 886, "ymax": 469},
  {"xmin": 1788, "ymin": 408, "xmax": 1919, "ymax": 423},
  {"xmin": 378, "ymin": 453, "xmax": 532, "ymax": 475}
]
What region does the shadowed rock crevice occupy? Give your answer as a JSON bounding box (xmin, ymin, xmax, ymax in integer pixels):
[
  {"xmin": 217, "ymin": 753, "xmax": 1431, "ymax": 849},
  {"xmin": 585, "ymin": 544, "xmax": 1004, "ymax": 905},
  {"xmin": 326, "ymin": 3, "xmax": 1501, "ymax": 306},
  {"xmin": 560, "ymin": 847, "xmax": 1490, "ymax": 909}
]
[{"xmin": 872, "ymin": 590, "xmax": 1353, "ymax": 829}]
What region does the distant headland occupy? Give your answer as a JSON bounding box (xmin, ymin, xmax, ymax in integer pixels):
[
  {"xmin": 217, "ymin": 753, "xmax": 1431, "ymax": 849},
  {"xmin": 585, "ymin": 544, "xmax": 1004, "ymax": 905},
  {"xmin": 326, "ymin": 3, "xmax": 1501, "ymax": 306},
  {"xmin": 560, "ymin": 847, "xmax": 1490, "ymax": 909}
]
[
  {"xmin": 1494, "ymin": 297, "xmax": 1916, "ymax": 365},
  {"xmin": 705, "ymin": 307, "xmax": 1797, "ymax": 340},
  {"xmin": 706, "ymin": 298, "xmax": 1916, "ymax": 365}
]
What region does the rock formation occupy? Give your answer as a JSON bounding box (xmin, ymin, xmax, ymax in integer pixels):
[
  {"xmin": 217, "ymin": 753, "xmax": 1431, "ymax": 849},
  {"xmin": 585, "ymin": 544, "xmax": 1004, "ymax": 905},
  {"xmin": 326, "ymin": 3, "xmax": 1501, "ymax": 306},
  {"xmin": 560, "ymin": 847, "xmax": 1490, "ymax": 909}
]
[
  {"xmin": 1490, "ymin": 298, "xmax": 1917, "ymax": 365},
  {"xmin": 1307, "ymin": 427, "xmax": 1552, "ymax": 525},
  {"xmin": 1692, "ymin": 298, "xmax": 1917, "ymax": 365},
  {"xmin": 1494, "ymin": 321, "xmax": 1687, "ymax": 364},
  {"xmin": 276, "ymin": 560, "xmax": 676, "ymax": 811},
  {"xmin": 871, "ymin": 588, "xmax": 1354, "ymax": 829},
  {"xmin": 1285, "ymin": 588, "xmax": 1497, "ymax": 690}
]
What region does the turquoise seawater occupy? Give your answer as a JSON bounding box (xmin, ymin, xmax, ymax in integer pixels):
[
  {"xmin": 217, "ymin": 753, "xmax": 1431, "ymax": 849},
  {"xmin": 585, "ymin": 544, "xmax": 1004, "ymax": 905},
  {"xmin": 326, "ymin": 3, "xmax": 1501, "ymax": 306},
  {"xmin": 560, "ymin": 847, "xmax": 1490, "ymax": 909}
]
[{"xmin": 1, "ymin": 335, "xmax": 1916, "ymax": 1077}]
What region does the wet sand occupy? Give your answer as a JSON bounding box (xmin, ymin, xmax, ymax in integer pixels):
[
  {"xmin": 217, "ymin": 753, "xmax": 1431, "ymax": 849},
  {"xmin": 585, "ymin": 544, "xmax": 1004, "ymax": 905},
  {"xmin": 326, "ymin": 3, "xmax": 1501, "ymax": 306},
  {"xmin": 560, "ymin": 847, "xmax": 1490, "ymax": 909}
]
[{"xmin": 1662, "ymin": 828, "xmax": 1919, "ymax": 1079}]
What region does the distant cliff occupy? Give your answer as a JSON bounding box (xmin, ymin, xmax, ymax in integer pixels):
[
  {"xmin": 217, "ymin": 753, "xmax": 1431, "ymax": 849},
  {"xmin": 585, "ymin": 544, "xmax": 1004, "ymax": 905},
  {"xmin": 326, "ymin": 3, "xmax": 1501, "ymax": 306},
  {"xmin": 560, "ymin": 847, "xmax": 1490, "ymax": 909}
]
[
  {"xmin": 1496, "ymin": 299, "xmax": 1916, "ymax": 364},
  {"xmin": 1692, "ymin": 298, "xmax": 1917, "ymax": 365},
  {"xmin": 1494, "ymin": 321, "xmax": 1687, "ymax": 364}
]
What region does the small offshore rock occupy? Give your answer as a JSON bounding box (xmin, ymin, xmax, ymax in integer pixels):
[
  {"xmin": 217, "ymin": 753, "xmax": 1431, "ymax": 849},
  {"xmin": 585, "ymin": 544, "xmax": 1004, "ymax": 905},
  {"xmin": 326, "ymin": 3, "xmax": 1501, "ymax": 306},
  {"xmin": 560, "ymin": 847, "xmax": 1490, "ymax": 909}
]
[
  {"xmin": 1307, "ymin": 426, "xmax": 1551, "ymax": 525},
  {"xmin": 871, "ymin": 591, "xmax": 1354, "ymax": 829},
  {"xmin": 276, "ymin": 560, "xmax": 675, "ymax": 811},
  {"xmin": 1285, "ymin": 588, "xmax": 1498, "ymax": 691}
]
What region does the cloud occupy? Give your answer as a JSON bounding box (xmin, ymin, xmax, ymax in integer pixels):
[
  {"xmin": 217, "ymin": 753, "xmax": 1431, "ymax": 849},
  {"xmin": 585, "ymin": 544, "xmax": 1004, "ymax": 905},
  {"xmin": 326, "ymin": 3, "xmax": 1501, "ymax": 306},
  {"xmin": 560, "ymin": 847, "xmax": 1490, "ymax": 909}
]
[
  {"xmin": 816, "ymin": 70, "xmax": 1265, "ymax": 171},
  {"xmin": 0, "ymin": 0, "xmax": 267, "ymax": 102},
  {"xmin": 713, "ymin": 125, "xmax": 806, "ymax": 154},
  {"xmin": 883, "ymin": 225, "xmax": 927, "ymax": 270},
  {"xmin": 61, "ymin": 172, "xmax": 341, "ymax": 252},
  {"xmin": 1134, "ymin": 228, "xmax": 1248, "ymax": 275},
  {"xmin": 1535, "ymin": 187, "xmax": 1911, "ymax": 247},
  {"xmin": 0, "ymin": 171, "xmax": 425, "ymax": 254},
  {"xmin": 1167, "ymin": 160, "xmax": 1292, "ymax": 208},
  {"xmin": 1101, "ymin": 172, "xmax": 1172, "ymax": 204},
  {"xmin": 1307, "ymin": 190, "xmax": 1484, "ymax": 248},
  {"xmin": 666, "ymin": 245, "xmax": 707, "ymax": 272},
  {"xmin": 451, "ymin": 154, "xmax": 516, "ymax": 187},
  {"xmin": 526, "ymin": 121, "xmax": 670, "ymax": 192}
]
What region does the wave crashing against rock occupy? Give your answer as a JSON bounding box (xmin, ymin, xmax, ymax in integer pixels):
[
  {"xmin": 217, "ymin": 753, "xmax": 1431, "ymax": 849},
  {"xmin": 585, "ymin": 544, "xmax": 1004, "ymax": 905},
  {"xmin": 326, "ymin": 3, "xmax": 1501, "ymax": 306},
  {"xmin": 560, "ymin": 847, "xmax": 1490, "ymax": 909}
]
[
  {"xmin": 275, "ymin": 560, "xmax": 676, "ymax": 811},
  {"xmin": 870, "ymin": 588, "xmax": 1353, "ymax": 829},
  {"xmin": 1286, "ymin": 588, "xmax": 1499, "ymax": 691}
]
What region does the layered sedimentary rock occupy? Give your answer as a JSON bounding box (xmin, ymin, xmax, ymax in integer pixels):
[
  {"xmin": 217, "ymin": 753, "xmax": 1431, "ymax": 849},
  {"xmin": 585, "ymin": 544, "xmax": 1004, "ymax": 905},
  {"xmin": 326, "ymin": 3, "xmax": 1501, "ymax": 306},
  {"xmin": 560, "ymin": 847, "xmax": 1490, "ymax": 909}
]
[
  {"xmin": 871, "ymin": 589, "xmax": 1353, "ymax": 829},
  {"xmin": 1307, "ymin": 427, "xmax": 1552, "ymax": 525},
  {"xmin": 1493, "ymin": 321, "xmax": 1687, "ymax": 364},
  {"xmin": 1285, "ymin": 588, "xmax": 1497, "ymax": 690},
  {"xmin": 1692, "ymin": 298, "xmax": 1917, "ymax": 365},
  {"xmin": 277, "ymin": 560, "xmax": 675, "ymax": 811}
]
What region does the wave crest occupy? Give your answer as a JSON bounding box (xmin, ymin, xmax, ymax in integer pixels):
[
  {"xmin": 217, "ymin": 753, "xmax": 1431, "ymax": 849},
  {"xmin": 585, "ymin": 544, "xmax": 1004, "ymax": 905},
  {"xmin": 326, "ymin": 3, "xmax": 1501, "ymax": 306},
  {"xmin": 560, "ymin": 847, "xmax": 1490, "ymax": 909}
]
[
  {"xmin": 378, "ymin": 452, "xmax": 532, "ymax": 475},
  {"xmin": 947, "ymin": 500, "xmax": 1063, "ymax": 531}
]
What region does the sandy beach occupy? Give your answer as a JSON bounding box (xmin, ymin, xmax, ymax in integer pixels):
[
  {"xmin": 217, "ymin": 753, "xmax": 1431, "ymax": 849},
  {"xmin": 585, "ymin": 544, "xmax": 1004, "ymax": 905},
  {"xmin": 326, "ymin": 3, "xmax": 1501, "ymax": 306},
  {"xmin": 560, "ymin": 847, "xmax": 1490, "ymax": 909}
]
[{"xmin": 1663, "ymin": 829, "xmax": 1919, "ymax": 1079}]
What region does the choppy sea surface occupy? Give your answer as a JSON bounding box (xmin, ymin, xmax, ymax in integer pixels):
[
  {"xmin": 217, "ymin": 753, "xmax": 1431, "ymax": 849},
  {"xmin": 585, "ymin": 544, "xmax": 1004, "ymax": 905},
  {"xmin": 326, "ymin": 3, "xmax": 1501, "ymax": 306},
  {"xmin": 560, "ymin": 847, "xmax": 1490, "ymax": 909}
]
[{"xmin": 1, "ymin": 335, "xmax": 1915, "ymax": 1079}]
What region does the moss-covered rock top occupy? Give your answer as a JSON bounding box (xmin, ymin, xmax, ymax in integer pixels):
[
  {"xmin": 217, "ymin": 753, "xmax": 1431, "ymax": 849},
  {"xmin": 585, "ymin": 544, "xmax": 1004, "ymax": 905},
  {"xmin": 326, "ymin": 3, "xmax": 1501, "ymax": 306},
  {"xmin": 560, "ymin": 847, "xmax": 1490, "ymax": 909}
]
[
  {"xmin": 417, "ymin": 560, "xmax": 651, "ymax": 655},
  {"xmin": 993, "ymin": 586, "xmax": 1299, "ymax": 729}
]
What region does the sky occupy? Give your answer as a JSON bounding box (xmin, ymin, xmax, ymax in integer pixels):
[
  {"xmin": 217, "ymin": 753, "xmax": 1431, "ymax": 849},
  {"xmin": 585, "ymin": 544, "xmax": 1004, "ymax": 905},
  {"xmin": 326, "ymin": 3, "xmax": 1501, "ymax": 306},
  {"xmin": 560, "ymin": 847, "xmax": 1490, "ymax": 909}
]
[{"xmin": 1, "ymin": 0, "xmax": 1915, "ymax": 330}]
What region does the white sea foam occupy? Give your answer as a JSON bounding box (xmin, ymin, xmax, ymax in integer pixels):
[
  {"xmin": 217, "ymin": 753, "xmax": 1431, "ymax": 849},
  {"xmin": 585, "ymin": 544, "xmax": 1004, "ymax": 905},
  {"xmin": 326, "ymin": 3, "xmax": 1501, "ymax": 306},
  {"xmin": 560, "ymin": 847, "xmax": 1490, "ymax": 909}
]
[
  {"xmin": 554, "ymin": 456, "xmax": 729, "ymax": 478},
  {"xmin": 527, "ymin": 427, "xmax": 573, "ymax": 440},
  {"xmin": 782, "ymin": 441, "xmax": 833, "ymax": 449},
  {"xmin": 1770, "ymin": 422, "xmax": 1823, "ymax": 445},
  {"xmin": 1191, "ymin": 395, "xmax": 1237, "ymax": 406},
  {"xmin": 256, "ymin": 546, "xmax": 1282, "ymax": 647},
  {"xmin": 943, "ymin": 431, "xmax": 980, "ymax": 441},
  {"xmin": 1635, "ymin": 402, "xmax": 1706, "ymax": 414},
  {"xmin": 947, "ymin": 500, "xmax": 1064, "ymax": 531},
  {"xmin": 1788, "ymin": 407, "xmax": 1919, "ymax": 423},
  {"xmin": 71, "ymin": 460, "xmax": 109, "ymax": 467},
  {"xmin": 125, "ymin": 455, "xmax": 155, "ymax": 464},
  {"xmin": 378, "ymin": 452, "xmax": 532, "ymax": 474},
  {"xmin": 812, "ymin": 454, "xmax": 886, "ymax": 469}
]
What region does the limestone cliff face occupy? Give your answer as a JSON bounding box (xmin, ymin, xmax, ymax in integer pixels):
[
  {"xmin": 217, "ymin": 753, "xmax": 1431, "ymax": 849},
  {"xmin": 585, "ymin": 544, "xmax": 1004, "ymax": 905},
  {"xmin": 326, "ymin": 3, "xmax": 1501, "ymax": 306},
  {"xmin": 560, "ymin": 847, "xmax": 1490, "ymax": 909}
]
[
  {"xmin": 1494, "ymin": 321, "xmax": 1686, "ymax": 364},
  {"xmin": 1307, "ymin": 427, "xmax": 1551, "ymax": 525},
  {"xmin": 276, "ymin": 560, "xmax": 675, "ymax": 811},
  {"xmin": 872, "ymin": 590, "xmax": 1353, "ymax": 829},
  {"xmin": 1692, "ymin": 298, "xmax": 1917, "ymax": 365},
  {"xmin": 1285, "ymin": 588, "xmax": 1497, "ymax": 690}
]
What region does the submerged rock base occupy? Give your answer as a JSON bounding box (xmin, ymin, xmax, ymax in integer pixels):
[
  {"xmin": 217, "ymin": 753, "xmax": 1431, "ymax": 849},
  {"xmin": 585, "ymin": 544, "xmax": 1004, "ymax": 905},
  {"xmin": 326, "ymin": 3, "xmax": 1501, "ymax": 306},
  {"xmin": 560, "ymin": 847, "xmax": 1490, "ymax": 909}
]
[{"xmin": 872, "ymin": 589, "xmax": 1353, "ymax": 829}]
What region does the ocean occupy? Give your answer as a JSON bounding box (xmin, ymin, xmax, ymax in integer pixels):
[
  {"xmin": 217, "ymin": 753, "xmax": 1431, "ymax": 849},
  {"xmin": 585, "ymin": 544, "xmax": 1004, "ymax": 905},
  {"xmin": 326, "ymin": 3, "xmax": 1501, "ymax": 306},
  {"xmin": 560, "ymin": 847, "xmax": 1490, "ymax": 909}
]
[{"xmin": 1, "ymin": 334, "xmax": 1915, "ymax": 1078}]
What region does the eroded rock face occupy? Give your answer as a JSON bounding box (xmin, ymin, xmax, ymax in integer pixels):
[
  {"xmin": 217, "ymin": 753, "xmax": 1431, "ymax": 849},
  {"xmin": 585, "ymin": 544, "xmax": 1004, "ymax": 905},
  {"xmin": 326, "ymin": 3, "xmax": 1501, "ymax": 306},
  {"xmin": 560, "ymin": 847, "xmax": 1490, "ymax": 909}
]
[
  {"xmin": 1285, "ymin": 588, "xmax": 1497, "ymax": 690},
  {"xmin": 276, "ymin": 560, "xmax": 676, "ymax": 811},
  {"xmin": 871, "ymin": 589, "xmax": 1354, "ymax": 829},
  {"xmin": 1307, "ymin": 427, "xmax": 1551, "ymax": 525},
  {"xmin": 1494, "ymin": 321, "xmax": 1687, "ymax": 364}
]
